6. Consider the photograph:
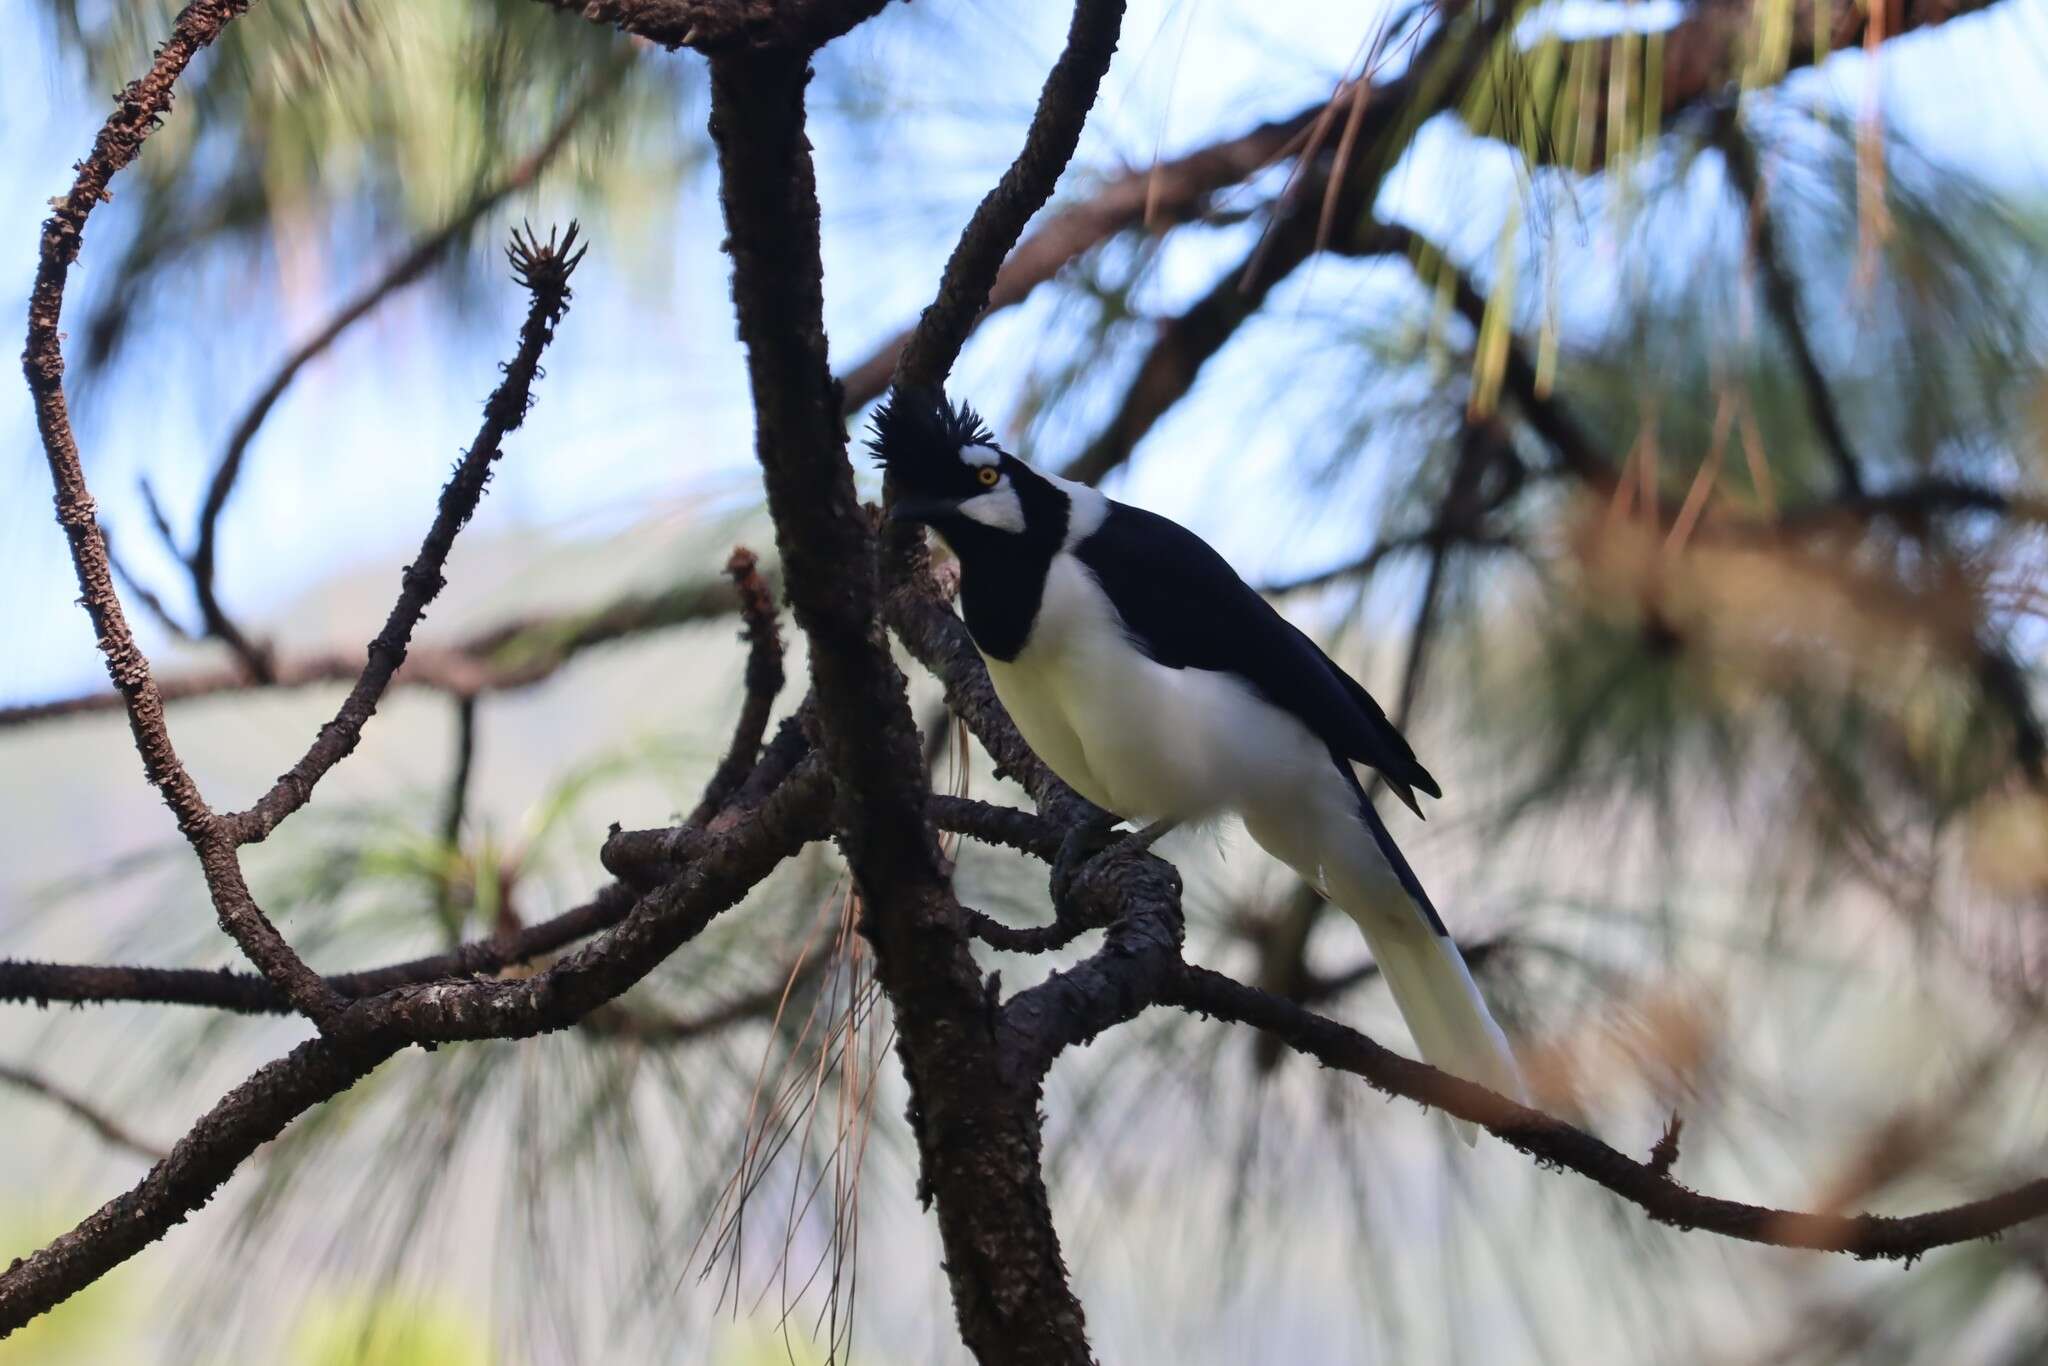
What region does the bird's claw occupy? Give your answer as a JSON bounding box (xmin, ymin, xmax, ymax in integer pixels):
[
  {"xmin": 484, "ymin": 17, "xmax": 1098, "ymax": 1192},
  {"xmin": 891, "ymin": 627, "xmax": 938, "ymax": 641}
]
[
  {"xmin": 1049, "ymin": 819, "xmax": 1120, "ymax": 912},
  {"xmin": 1049, "ymin": 817, "xmax": 1178, "ymax": 913}
]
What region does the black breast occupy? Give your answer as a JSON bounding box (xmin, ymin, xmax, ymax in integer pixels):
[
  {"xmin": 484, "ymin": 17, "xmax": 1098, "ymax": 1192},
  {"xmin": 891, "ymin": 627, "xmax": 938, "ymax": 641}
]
[
  {"xmin": 959, "ymin": 550, "xmax": 1054, "ymax": 661},
  {"xmin": 944, "ymin": 477, "xmax": 1069, "ymax": 662}
]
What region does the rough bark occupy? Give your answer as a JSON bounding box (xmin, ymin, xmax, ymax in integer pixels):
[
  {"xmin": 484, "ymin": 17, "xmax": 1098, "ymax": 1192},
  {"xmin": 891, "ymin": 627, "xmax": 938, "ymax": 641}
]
[{"xmin": 705, "ymin": 47, "xmax": 1095, "ymax": 1365}]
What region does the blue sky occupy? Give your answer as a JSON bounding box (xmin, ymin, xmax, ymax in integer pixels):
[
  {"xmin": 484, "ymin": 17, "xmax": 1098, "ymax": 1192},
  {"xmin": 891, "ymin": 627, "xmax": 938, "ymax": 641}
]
[{"xmin": 4, "ymin": 0, "xmax": 2047, "ymax": 709}]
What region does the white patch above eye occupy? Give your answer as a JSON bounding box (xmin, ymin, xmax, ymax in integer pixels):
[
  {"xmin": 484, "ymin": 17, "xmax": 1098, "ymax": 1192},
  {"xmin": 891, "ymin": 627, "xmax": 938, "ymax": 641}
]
[
  {"xmin": 960, "ymin": 443, "xmax": 1003, "ymax": 468},
  {"xmin": 957, "ymin": 486, "xmax": 1026, "ymax": 533}
]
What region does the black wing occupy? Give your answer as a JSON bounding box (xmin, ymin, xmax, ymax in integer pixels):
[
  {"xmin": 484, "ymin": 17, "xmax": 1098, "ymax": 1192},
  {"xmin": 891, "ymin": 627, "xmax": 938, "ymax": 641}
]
[{"xmin": 1071, "ymin": 501, "xmax": 1441, "ymax": 814}]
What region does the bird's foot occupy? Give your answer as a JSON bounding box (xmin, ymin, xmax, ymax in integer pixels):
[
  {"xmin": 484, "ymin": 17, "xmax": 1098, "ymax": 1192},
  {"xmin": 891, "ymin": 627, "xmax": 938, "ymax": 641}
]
[
  {"xmin": 1050, "ymin": 817, "xmax": 1179, "ymax": 914},
  {"xmin": 1049, "ymin": 818, "xmax": 1121, "ymax": 912}
]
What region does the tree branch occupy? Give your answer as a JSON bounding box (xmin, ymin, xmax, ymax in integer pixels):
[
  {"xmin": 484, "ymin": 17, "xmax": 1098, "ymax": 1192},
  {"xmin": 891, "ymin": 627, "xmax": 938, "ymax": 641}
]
[
  {"xmin": 1715, "ymin": 108, "xmax": 1865, "ymax": 497},
  {"xmin": 1057, "ymin": 10, "xmax": 1513, "ymax": 486},
  {"xmin": 0, "ymin": 881, "xmax": 641, "ymax": 1016},
  {"xmin": 1711, "ymin": 112, "xmax": 2046, "ymax": 782},
  {"xmin": 890, "ymin": 0, "xmax": 1126, "ymax": 391},
  {"xmin": 23, "ymin": 0, "xmax": 347, "ymax": 1027},
  {"xmin": 21, "ymin": 2, "xmax": 584, "ymax": 1031},
  {"xmin": 1065, "ymin": 0, "xmax": 2012, "ymax": 491},
  {"xmin": 1167, "ymin": 964, "xmax": 2048, "ymax": 1262},
  {"xmin": 217, "ymin": 226, "xmax": 585, "ymax": 847},
  {"xmin": 0, "ymin": 1036, "xmax": 400, "ymax": 1335},
  {"xmin": 1262, "ymin": 527, "xmax": 1518, "ymax": 596},
  {"xmin": 836, "ymin": 103, "xmax": 1322, "ymax": 413},
  {"xmin": 885, "ymin": 568, "xmax": 1100, "ymax": 826},
  {"xmin": 1458, "ymin": 0, "xmax": 2009, "ymax": 170},
  {"xmin": 526, "ymin": 0, "xmax": 894, "ymax": 53},
  {"xmin": 0, "ymin": 574, "xmax": 750, "ymax": 731},
  {"xmin": 576, "ymin": 952, "xmax": 826, "ymax": 1044},
  {"xmin": 1, "ymin": 750, "xmax": 837, "ymax": 1337},
  {"xmin": 440, "ymin": 692, "xmax": 480, "ymax": 852},
  {"xmin": 688, "ymin": 546, "xmax": 786, "ymax": 825},
  {"xmin": 172, "ymin": 70, "xmax": 616, "ymax": 679},
  {"xmin": 707, "ymin": 0, "xmax": 1131, "ymax": 1345},
  {"xmin": 997, "ymin": 844, "xmax": 1185, "ymax": 1081},
  {"xmin": 0, "ymin": 1063, "xmax": 167, "ymax": 1163}
]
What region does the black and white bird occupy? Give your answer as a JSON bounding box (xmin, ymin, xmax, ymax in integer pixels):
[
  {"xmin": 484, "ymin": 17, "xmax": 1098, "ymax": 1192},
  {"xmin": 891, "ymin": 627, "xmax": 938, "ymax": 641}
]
[{"xmin": 873, "ymin": 388, "xmax": 1522, "ymax": 1140}]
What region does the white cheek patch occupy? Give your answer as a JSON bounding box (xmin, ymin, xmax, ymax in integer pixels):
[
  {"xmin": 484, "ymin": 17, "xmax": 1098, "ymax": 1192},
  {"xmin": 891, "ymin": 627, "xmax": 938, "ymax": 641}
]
[
  {"xmin": 960, "ymin": 443, "xmax": 1002, "ymax": 468},
  {"xmin": 957, "ymin": 487, "xmax": 1026, "ymax": 533}
]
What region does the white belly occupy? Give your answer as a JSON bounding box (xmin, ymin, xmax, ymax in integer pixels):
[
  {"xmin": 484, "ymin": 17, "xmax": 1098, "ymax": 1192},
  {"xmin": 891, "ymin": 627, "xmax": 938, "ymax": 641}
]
[{"xmin": 981, "ymin": 556, "xmax": 1334, "ymax": 823}]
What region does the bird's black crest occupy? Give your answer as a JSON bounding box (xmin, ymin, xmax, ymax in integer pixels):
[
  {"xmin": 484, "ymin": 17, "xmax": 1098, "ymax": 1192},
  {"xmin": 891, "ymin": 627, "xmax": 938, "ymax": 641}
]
[{"xmin": 867, "ymin": 387, "xmax": 995, "ymax": 488}]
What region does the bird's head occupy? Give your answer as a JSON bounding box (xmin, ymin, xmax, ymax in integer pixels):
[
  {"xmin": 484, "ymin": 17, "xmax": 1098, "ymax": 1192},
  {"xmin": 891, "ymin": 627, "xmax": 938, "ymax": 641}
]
[{"xmin": 869, "ymin": 387, "xmax": 1039, "ymax": 540}]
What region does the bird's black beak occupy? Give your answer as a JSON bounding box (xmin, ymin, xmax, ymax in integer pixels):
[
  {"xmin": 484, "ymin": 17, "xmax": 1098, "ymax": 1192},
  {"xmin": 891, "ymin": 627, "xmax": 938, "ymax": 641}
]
[{"xmin": 887, "ymin": 495, "xmax": 958, "ymax": 526}]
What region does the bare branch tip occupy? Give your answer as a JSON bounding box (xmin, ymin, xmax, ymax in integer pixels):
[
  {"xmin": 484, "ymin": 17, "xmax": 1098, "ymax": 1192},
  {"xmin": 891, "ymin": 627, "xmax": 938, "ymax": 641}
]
[
  {"xmin": 1648, "ymin": 1113, "xmax": 1685, "ymax": 1179},
  {"xmin": 506, "ymin": 218, "xmax": 588, "ymax": 314}
]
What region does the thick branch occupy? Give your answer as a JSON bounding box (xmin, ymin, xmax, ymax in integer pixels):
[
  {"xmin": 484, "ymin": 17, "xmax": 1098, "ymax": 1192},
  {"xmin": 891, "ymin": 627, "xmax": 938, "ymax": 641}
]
[
  {"xmin": 709, "ymin": 10, "xmax": 1115, "ymax": 1348},
  {"xmin": 0, "ymin": 756, "xmax": 836, "ymax": 1336},
  {"xmin": 2, "ymin": 891, "xmax": 634, "ymax": 1019},
  {"xmin": 998, "ymin": 848, "xmax": 1185, "ymax": 1080},
  {"xmin": 527, "ymin": 0, "xmax": 892, "ymax": 52},
  {"xmin": 1168, "ymin": 965, "xmax": 2048, "ymax": 1262},
  {"xmin": 0, "ymin": 1037, "xmax": 398, "ymax": 1334}
]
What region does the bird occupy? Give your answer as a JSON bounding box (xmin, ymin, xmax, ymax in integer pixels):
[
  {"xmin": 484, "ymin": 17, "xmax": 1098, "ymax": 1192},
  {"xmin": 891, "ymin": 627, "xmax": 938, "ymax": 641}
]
[{"xmin": 871, "ymin": 387, "xmax": 1523, "ymax": 1141}]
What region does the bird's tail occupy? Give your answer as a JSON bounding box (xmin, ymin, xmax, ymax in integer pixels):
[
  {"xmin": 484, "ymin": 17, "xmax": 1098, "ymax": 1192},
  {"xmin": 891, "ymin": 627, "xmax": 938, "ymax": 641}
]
[
  {"xmin": 1324, "ymin": 803, "xmax": 1523, "ymax": 1146},
  {"xmin": 1342, "ymin": 909, "xmax": 1521, "ymax": 1144}
]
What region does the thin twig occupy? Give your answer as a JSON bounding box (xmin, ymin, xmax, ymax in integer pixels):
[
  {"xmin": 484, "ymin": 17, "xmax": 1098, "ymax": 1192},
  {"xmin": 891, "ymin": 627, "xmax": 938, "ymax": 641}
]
[
  {"xmin": 0, "ymin": 574, "xmax": 750, "ymax": 731},
  {"xmin": 440, "ymin": 692, "xmax": 480, "ymax": 853},
  {"xmin": 433, "ymin": 692, "xmax": 481, "ymax": 934},
  {"xmin": 218, "ymin": 223, "xmax": 586, "ymax": 847},
  {"xmin": 578, "ymin": 954, "xmax": 827, "ymax": 1044},
  {"xmin": 101, "ymin": 522, "xmax": 196, "ymax": 643},
  {"xmin": 890, "ymin": 0, "xmax": 1128, "ymax": 391},
  {"xmin": 1262, "ymin": 529, "xmax": 1517, "ymax": 596},
  {"xmin": 836, "ymin": 103, "xmax": 1323, "ymax": 414},
  {"xmin": 1716, "ymin": 109, "xmax": 1864, "ymax": 497},
  {"xmin": 174, "ymin": 69, "xmax": 618, "ymax": 678},
  {"xmin": 0, "ymin": 1063, "xmax": 168, "ymax": 1163},
  {"xmin": 690, "ymin": 547, "xmax": 787, "ymax": 825}
]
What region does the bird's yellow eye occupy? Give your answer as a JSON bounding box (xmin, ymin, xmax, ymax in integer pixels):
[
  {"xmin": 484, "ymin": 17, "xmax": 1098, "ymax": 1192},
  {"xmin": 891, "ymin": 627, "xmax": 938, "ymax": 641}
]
[{"xmin": 976, "ymin": 466, "xmax": 1000, "ymax": 487}]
